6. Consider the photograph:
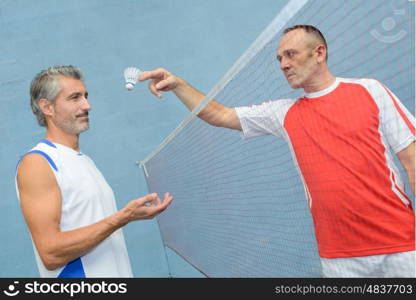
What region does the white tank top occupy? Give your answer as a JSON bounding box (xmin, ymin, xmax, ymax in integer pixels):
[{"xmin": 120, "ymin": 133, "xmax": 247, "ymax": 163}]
[{"xmin": 16, "ymin": 140, "xmax": 133, "ymax": 277}]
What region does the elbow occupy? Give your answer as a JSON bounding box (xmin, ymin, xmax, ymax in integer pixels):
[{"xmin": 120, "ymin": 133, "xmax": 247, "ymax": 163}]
[
  {"xmin": 196, "ymin": 103, "xmax": 239, "ymax": 130},
  {"xmin": 196, "ymin": 101, "xmax": 225, "ymax": 128},
  {"xmin": 35, "ymin": 238, "xmax": 80, "ymax": 271},
  {"xmin": 197, "ymin": 111, "xmax": 214, "ymax": 126},
  {"xmin": 197, "ymin": 110, "xmax": 223, "ymax": 128},
  {"xmin": 45, "ymin": 263, "xmax": 60, "ymax": 271},
  {"xmin": 42, "ymin": 256, "xmax": 61, "ymax": 271},
  {"xmin": 40, "ymin": 252, "xmax": 65, "ymax": 271}
]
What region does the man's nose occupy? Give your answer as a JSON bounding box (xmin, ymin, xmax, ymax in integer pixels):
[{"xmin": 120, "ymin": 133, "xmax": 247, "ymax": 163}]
[
  {"xmin": 81, "ymin": 97, "xmax": 92, "ymax": 111},
  {"xmin": 280, "ymin": 58, "xmax": 290, "ymax": 71}
]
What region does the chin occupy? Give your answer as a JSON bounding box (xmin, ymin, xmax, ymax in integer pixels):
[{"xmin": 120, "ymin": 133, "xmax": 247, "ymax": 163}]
[
  {"xmin": 289, "ymin": 82, "xmax": 302, "ymax": 89},
  {"xmin": 75, "ymin": 124, "xmax": 90, "ymax": 134},
  {"xmin": 286, "ymin": 79, "xmax": 301, "ymax": 90}
]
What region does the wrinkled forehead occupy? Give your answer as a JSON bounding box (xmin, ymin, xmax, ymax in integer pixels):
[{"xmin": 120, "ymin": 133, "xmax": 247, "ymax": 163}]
[
  {"xmin": 277, "ymin": 29, "xmax": 311, "ymax": 53},
  {"xmin": 56, "ymin": 75, "xmax": 87, "ymax": 96}
]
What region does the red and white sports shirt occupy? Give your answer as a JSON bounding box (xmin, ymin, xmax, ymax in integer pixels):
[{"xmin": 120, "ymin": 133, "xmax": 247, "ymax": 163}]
[{"xmin": 236, "ymin": 78, "xmax": 415, "ymax": 258}]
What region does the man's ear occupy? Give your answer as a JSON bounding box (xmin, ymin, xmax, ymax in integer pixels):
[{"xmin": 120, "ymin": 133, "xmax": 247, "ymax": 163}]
[
  {"xmin": 38, "ymin": 98, "xmax": 53, "ymax": 117},
  {"xmin": 315, "ymin": 44, "xmax": 327, "ymax": 63}
]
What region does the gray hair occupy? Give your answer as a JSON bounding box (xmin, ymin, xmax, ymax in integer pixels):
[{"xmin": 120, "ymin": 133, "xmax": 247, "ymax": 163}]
[{"xmin": 30, "ymin": 65, "xmax": 84, "ymax": 127}]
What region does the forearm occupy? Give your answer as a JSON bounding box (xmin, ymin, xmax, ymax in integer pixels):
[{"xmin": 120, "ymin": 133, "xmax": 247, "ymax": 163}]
[
  {"xmin": 39, "ymin": 210, "xmax": 129, "ymax": 270},
  {"xmin": 141, "ymin": 69, "xmax": 240, "ymax": 129},
  {"xmin": 173, "ymin": 77, "xmax": 239, "ymax": 129},
  {"xmin": 172, "ymin": 77, "xmax": 206, "ymax": 110}
]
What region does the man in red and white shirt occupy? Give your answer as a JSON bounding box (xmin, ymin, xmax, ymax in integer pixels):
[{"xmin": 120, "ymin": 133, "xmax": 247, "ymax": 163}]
[{"xmin": 140, "ymin": 25, "xmax": 415, "ymax": 277}]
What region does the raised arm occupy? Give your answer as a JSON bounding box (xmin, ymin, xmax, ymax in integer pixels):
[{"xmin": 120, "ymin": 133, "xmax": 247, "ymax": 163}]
[
  {"xmin": 139, "ymin": 68, "xmax": 242, "ymax": 130},
  {"xmin": 17, "ymin": 153, "xmax": 172, "ymax": 270}
]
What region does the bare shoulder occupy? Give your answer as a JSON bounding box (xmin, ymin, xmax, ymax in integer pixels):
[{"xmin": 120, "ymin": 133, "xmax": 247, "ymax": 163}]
[
  {"xmin": 17, "ymin": 151, "xmax": 62, "ymax": 226},
  {"xmin": 18, "ymin": 152, "xmax": 53, "ymax": 176},
  {"xmin": 17, "ymin": 153, "xmax": 58, "ymax": 192}
]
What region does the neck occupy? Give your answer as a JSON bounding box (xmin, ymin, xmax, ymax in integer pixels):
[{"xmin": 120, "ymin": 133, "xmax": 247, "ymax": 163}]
[
  {"xmin": 303, "ymin": 69, "xmax": 336, "ymax": 93},
  {"xmin": 45, "ymin": 129, "xmax": 80, "ymax": 152}
]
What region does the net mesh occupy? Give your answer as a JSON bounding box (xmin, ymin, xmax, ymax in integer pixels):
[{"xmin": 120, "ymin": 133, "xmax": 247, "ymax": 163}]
[{"xmin": 141, "ymin": 0, "xmax": 415, "ymax": 277}]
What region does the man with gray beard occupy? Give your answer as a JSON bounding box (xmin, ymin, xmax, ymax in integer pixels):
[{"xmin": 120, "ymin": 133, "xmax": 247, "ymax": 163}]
[{"xmin": 16, "ymin": 65, "xmax": 173, "ymax": 278}]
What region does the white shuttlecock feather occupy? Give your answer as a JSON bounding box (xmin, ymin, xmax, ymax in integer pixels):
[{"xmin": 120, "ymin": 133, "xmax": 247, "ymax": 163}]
[{"xmin": 123, "ymin": 67, "xmax": 143, "ymax": 91}]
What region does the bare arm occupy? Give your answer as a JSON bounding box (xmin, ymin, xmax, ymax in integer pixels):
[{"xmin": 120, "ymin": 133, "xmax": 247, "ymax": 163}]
[
  {"xmin": 139, "ymin": 68, "xmax": 242, "ymax": 130},
  {"xmin": 397, "ymin": 141, "xmax": 415, "ymax": 195},
  {"xmin": 17, "ymin": 154, "xmax": 173, "ymax": 270}
]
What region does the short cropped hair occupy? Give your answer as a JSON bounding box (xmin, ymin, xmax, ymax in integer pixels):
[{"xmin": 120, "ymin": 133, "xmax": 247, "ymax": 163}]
[
  {"xmin": 30, "ymin": 65, "xmax": 83, "ymax": 127},
  {"xmin": 283, "ymin": 25, "xmax": 328, "ymax": 61}
]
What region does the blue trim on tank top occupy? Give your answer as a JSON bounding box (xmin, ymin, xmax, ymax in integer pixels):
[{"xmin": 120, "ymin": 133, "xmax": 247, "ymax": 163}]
[
  {"xmin": 16, "ymin": 149, "xmax": 58, "ymax": 172},
  {"xmin": 24, "ymin": 150, "xmax": 58, "ymax": 171},
  {"xmin": 58, "ymin": 258, "xmax": 86, "ymax": 278},
  {"xmin": 39, "ymin": 139, "xmax": 57, "ymax": 148}
]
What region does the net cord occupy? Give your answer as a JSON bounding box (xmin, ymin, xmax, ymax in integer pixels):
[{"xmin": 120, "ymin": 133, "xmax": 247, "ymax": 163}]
[{"xmin": 140, "ymin": 0, "xmax": 310, "ymax": 166}]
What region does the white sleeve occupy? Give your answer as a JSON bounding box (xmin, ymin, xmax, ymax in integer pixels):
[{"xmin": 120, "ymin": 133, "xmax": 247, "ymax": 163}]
[
  {"xmin": 235, "ymin": 99, "xmax": 295, "ymax": 139},
  {"xmin": 367, "ymin": 80, "xmax": 415, "ymax": 153}
]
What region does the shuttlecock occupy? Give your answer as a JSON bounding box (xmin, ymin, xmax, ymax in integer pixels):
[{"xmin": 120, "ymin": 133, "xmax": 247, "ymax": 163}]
[{"xmin": 123, "ymin": 67, "xmax": 143, "ymax": 91}]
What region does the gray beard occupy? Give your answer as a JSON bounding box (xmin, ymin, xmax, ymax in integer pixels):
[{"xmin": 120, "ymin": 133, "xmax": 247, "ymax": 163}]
[{"xmin": 57, "ymin": 118, "xmax": 90, "ymax": 135}]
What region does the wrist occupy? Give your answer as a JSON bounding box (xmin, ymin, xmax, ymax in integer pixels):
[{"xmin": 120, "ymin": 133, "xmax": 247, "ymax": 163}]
[
  {"xmin": 107, "ymin": 210, "xmax": 130, "ymax": 229},
  {"xmin": 173, "ymin": 76, "xmax": 185, "ymax": 92}
]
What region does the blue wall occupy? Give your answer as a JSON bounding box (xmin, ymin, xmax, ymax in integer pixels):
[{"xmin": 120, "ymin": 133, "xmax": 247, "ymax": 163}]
[{"xmin": 0, "ymin": 0, "xmax": 286, "ymax": 277}]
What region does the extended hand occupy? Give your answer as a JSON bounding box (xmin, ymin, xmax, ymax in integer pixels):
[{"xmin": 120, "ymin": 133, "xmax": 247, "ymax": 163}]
[
  {"xmin": 123, "ymin": 192, "xmax": 173, "ymax": 222},
  {"xmin": 139, "ymin": 68, "xmax": 178, "ymax": 98}
]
